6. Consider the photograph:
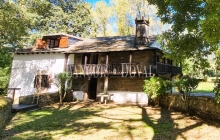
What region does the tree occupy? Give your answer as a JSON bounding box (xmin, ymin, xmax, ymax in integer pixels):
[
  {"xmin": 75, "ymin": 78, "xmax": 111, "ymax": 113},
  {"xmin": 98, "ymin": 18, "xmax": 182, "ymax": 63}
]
[
  {"xmin": 53, "ymin": 72, "xmax": 72, "ymax": 104},
  {"xmin": 89, "ymin": 0, "xmax": 162, "ymax": 37},
  {"xmin": 174, "ymin": 75, "xmax": 200, "ymax": 113},
  {"xmin": 0, "ymin": 0, "xmax": 93, "ymax": 47},
  {"xmin": 128, "ymin": 0, "xmax": 163, "ymax": 35},
  {"xmin": 0, "ymin": 47, "xmax": 13, "ymax": 95},
  {"xmin": 111, "ymin": 0, "xmax": 134, "ymax": 36},
  {"xmin": 147, "ymin": 0, "xmax": 218, "ymax": 71},
  {"xmin": 0, "ymin": 1, "xmax": 32, "ymax": 48},
  {"xmin": 48, "ymin": 0, "xmax": 92, "ymax": 37},
  {"xmin": 91, "ymin": 1, "xmax": 114, "ymax": 37}
]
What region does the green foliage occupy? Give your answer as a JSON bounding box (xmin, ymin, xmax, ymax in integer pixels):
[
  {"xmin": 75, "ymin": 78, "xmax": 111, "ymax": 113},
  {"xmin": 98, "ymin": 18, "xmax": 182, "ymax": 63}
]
[
  {"xmin": 91, "ymin": 1, "xmax": 113, "ymax": 37},
  {"xmin": 174, "ymin": 75, "xmax": 200, "ymax": 95},
  {"xmin": 174, "ymin": 75, "xmax": 200, "ymax": 113},
  {"xmin": 213, "ymin": 80, "xmax": 220, "ymax": 103},
  {"xmin": 0, "ymin": 0, "xmax": 93, "ymax": 48},
  {"xmin": 0, "ymin": 1, "xmax": 32, "ymax": 48},
  {"xmin": 147, "ymin": 0, "xmax": 217, "ymax": 72},
  {"xmin": 0, "ymin": 48, "xmax": 13, "ymax": 95},
  {"xmin": 90, "ymin": 0, "xmax": 162, "ymax": 37},
  {"xmin": 143, "ymin": 77, "xmax": 172, "ymax": 99},
  {"xmin": 53, "ymin": 72, "xmax": 72, "ymax": 103}
]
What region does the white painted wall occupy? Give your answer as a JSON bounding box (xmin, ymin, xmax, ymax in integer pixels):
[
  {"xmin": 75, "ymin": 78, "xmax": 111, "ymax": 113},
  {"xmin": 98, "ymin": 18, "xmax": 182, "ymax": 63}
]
[
  {"xmin": 107, "ymin": 91, "xmax": 148, "ymax": 105},
  {"xmin": 8, "ymin": 53, "xmax": 65, "ymax": 102},
  {"xmin": 68, "ymin": 54, "xmax": 74, "ymax": 65}
]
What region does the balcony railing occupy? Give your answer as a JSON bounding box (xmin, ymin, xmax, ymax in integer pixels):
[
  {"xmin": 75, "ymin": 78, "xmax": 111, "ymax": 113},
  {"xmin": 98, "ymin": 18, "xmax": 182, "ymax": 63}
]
[
  {"xmin": 67, "ymin": 63, "xmax": 181, "ymax": 77},
  {"xmin": 156, "ymin": 62, "xmax": 182, "ymax": 74}
]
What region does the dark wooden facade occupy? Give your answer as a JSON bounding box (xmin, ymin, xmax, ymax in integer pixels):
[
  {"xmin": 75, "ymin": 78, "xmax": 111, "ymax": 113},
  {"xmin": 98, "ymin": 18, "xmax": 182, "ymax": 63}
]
[{"xmin": 67, "ymin": 50, "xmax": 181, "ymax": 78}]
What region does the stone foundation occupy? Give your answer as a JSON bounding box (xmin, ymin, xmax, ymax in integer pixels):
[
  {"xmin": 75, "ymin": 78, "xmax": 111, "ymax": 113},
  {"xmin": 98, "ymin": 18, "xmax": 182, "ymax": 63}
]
[
  {"xmin": 19, "ymin": 92, "xmax": 59, "ymax": 107},
  {"xmin": 0, "ymin": 97, "xmax": 12, "ymax": 130},
  {"xmin": 160, "ymin": 94, "xmax": 220, "ymax": 121}
]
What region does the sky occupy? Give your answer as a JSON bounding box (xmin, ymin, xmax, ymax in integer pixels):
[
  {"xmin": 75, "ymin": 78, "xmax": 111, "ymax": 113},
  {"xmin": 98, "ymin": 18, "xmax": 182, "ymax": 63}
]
[{"xmin": 85, "ymin": 0, "xmax": 109, "ymax": 5}]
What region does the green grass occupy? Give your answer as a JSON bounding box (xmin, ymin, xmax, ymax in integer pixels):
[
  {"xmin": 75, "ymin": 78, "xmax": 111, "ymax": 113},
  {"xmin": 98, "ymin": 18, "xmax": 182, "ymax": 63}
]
[
  {"xmin": 193, "ymin": 82, "xmax": 214, "ymax": 93},
  {"xmin": 1, "ymin": 103, "xmax": 220, "ymax": 140},
  {"xmin": 0, "ymin": 96, "xmax": 7, "ymax": 108}
]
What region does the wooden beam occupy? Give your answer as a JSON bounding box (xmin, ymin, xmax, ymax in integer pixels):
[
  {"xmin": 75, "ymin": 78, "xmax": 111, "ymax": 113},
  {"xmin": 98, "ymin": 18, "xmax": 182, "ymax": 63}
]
[
  {"xmin": 104, "ymin": 53, "xmax": 109, "ymax": 94},
  {"xmin": 154, "ymin": 50, "xmax": 157, "ymax": 73},
  {"xmin": 64, "ymin": 53, "xmax": 70, "ymax": 71},
  {"xmin": 84, "ymin": 55, "xmax": 87, "ymax": 65},
  {"xmin": 129, "ymin": 52, "xmax": 132, "ymax": 73},
  {"xmin": 104, "ymin": 77, "xmax": 108, "ymax": 94},
  {"xmin": 105, "ymin": 53, "xmax": 109, "ymax": 65},
  {"xmin": 129, "ymin": 52, "xmax": 132, "ymax": 64}
]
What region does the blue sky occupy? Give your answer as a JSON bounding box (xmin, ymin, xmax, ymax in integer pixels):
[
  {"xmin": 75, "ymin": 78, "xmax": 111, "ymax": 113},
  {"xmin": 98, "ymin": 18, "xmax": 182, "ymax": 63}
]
[{"xmin": 85, "ymin": 0, "xmax": 109, "ymax": 5}]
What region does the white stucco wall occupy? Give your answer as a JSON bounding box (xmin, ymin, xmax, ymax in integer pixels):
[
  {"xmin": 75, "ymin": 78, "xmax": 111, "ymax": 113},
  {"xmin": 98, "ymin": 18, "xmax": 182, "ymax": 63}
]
[
  {"xmin": 107, "ymin": 91, "xmax": 148, "ymax": 105},
  {"xmin": 8, "ymin": 53, "xmax": 66, "ymax": 102},
  {"xmin": 68, "ymin": 54, "xmax": 74, "ymax": 65}
]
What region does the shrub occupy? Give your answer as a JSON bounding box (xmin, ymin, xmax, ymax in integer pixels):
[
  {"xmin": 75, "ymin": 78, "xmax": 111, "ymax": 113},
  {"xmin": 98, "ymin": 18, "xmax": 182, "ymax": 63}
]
[
  {"xmin": 53, "ymin": 72, "xmax": 72, "ymax": 104},
  {"xmin": 143, "ymin": 77, "xmax": 173, "ymax": 106},
  {"xmin": 174, "ymin": 75, "xmax": 200, "ymax": 113},
  {"xmin": 213, "ymin": 80, "xmax": 220, "ymax": 103}
]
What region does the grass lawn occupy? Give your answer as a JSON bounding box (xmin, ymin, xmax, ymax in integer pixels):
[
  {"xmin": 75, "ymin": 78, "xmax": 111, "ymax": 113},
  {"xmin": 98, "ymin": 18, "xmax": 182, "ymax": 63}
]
[
  {"xmin": 1, "ymin": 102, "xmax": 220, "ymax": 140},
  {"xmin": 193, "ymin": 82, "xmax": 214, "ymax": 93}
]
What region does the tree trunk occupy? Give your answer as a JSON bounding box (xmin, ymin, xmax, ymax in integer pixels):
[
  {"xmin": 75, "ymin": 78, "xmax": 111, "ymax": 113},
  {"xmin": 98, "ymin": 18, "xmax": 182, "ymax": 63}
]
[{"xmin": 59, "ymin": 86, "xmax": 63, "ymax": 104}]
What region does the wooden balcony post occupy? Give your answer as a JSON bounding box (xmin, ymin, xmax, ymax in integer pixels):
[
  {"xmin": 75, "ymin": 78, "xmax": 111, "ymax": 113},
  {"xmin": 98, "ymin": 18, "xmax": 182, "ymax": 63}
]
[
  {"xmin": 129, "ymin": 52, "xmax": 132, "ymax": 73},
  {"xmin": 106, "ymin": 53, "xmax": 109, "ymax": 65},
  {"xmin": 104, "ymin": 53, "xmax": 109, "ymax": 94},
  {"xmin": 64, "ymin": 53, "xmax": 70, "ymax": 72},
  {"xmin": 154, "ymin": 50, "xmax": 157, "ymax": 73},
  {"xmin": 84, "ymin": 55, "xmax": 87, "ymax": 65}
]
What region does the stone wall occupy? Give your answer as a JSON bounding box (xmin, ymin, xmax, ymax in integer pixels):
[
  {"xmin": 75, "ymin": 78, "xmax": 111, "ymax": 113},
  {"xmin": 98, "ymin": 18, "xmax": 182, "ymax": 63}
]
[
  {"xmin": 160, "ymin": 94, "xmax": 220, "ymax": 121},
  {"xmin": 19, "ymin": 92, "xmax": 59, "ymax": 107},
  {"xmin": 108, "ymin": 77, "xmax": 146, "ymax": 92},
  {"xmin": 71, "ymin": 77, "xmax": 89, "ymax": 92},
  {"xmin": 0, "ymin": 97, "xmax": 12, "ymax": 130}
]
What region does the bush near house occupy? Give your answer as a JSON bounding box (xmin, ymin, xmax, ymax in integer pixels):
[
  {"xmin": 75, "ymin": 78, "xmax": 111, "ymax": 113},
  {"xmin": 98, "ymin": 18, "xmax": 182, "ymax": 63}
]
[
  {"xmin": 143, "ymin": 77, "xmax": 172, "ymax": 106},
  {"xmin": 213, "ymin": 80, "xmax": 220, "ymax": 103},
  {"xmin": 174, "ymin": 75, "xmax": 200, "ymax": 113},
  {"xmin": 53, "ymin": 72, "xmax": 72, "ymax": 104}
]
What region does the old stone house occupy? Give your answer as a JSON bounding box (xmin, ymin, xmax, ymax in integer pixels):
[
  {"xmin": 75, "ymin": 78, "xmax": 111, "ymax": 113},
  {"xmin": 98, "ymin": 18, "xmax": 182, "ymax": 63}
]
[{"xmin": 8, "ymin": 18, "xmax": 181, "ymax": 105}]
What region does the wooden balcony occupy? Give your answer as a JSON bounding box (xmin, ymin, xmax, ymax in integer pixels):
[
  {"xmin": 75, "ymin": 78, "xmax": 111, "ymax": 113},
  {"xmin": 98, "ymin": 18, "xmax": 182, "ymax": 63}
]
[
  {"xmin": 156, "ymin": 62, "xmax": 182, "ymax": 74},
  {"xmin": 67, "ymin": 63, "xmax": 181, "ymax": 77}
]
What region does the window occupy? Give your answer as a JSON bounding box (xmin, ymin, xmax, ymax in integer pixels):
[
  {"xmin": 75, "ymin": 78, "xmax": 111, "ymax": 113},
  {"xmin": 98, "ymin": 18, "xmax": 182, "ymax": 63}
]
[
  {"xmin": 46, "ymin": 39, "xmax": 59, "ymax": 48},
  {"xmin": 34, "ymin": 75, "xmax": 49, "ymax": 88}
]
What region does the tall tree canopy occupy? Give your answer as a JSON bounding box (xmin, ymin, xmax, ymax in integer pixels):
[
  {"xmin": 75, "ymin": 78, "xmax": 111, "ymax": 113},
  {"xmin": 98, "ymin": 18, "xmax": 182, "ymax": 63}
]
[
  {"xmin": 90, "ymin": 0, "xmax": 162, "ymax": 37},
  {"xmin": 147, "ymin": 0, "xmax": 220, "ymax": 71},
  {"xmin": 91, "ymin": 1, "xmax": 114, "ymax": 37},
  {"xmin": 0, "ymin": 0, "xmax": 93, "ymax": 91},
  {"xmin": 0, "ymin": 0, "xmax": 93, "ymax": 48}
]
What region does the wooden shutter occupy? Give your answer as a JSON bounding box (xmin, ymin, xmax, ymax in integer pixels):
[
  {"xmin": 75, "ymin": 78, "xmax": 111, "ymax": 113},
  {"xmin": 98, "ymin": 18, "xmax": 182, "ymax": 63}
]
[
  {"xmin": 59, "ymin": 37, "xmax": 68, "ymax": 48},
  {"xmin": 36, "ymin": 38, "xmax": 47, "ymax": 49}
]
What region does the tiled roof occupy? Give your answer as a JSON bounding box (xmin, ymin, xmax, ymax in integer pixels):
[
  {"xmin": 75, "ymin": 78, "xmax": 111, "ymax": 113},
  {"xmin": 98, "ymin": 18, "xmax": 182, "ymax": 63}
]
[{"xmin": 15, "ymin": 35, "xmax": 160, "ymax": 54}]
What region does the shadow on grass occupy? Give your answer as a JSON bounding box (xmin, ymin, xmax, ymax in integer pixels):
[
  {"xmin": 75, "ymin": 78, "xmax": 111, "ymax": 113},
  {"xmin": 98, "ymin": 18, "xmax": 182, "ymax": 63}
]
[
  {"xmin": 1, "ymin": 102, "xmax": 210, "ymax": 140},
  {"xmin": 139, "ymin": 106, "xmax": 204, "ymax": 140},
  {"xmin": 0, "ymin": 102, "xmax": 116, "ymax": 140}
]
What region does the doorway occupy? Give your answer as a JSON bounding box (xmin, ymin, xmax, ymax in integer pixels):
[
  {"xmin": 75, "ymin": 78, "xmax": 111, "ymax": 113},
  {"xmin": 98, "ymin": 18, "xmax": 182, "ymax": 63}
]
[{"xmin": 88, "ymin": 78, "xmax": 97, "ymax": 100}]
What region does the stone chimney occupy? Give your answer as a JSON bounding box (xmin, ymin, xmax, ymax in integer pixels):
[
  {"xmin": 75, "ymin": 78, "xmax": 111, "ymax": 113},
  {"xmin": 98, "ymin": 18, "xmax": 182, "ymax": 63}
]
[{"xmin": 135, "ymin": 17, "xmax": 149, "ymax": 45}]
